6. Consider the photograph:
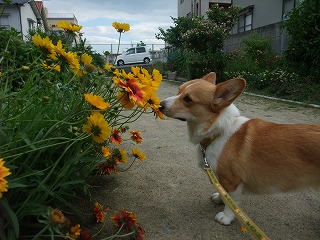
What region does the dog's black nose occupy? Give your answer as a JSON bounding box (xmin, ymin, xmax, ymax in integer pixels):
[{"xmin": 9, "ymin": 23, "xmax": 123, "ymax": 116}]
[{"xmin": 159, "ymin": 100, "xmax": 166, "ymax": 112}]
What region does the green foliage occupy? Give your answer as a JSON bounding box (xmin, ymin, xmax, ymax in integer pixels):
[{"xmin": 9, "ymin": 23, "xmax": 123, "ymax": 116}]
[
  {"xmin": 283, "ymin": 0, "xmax": 320, "ymax": 81},
  {"xmin": 157, "ymin": 4, "xmax": 240, "ymax": 78},
  {"xmin": 225, "ymin": 33, "xmax": 283, "ymax": 76}
]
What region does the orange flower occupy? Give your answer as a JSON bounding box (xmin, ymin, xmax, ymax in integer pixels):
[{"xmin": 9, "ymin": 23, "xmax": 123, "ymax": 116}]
[
  {"xmin": 101, "ymin": 146, "xmax": 111, "ymax": 158},
  {"xmin": 130, "ymin": 130, "xmax": 143, "ymax": 144},
  {"xmin": 0, "ymin": 158, "xmax": 11, "ymax": 198},
  {"xmin": 110, "ymin": 128, "xmax": 122, "ymax": 145},
  {"xmin": 66, "ymin": 224, "xmax": 81, "ymax": 239},
  {"xmin": 111, "ymin": 208, "xmax": 137, "ymax": 230}
]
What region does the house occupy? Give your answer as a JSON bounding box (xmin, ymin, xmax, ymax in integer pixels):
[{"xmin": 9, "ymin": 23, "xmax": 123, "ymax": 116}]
[
  {"xmin": 177, "ymin": 0, "xmax": 301, "ymax": 54},
  {"xmin": 0, "ymin": 0, "xmax": 48, "ymax": 39},
  {"xmin": 225, "ymin": 0, "xmax": 302, "ymax": 54}
]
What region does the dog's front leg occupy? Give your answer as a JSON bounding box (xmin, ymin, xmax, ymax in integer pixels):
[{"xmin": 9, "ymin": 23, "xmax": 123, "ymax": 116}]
[{"xmin": 214, "ymin": 184, "xmax": 243, "ymax": 225}]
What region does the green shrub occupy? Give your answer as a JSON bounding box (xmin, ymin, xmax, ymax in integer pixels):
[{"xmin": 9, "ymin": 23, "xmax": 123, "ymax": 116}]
[{"xmin": 283, "ymin": 0, "xmax": 320, "ymax": 81}]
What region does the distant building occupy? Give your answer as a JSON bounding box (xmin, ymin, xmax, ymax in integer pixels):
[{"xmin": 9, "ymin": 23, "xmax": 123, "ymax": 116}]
[
  {"xmin": 177, "ymin": 0, "xmax": 302, "ymax": 54},
  {"xmin": 0, "ymin": 0, "xmax": 48, "ymax": 39},
  {"xmin": 178, "ymin": 0, "xmax": 231, "ymax": 17},
  {"xmin": 46, "ymin": 12, "xmax": 78, "ymax": 31}
]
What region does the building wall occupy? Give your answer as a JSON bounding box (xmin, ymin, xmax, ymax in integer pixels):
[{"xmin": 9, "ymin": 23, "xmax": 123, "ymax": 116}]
[
  {"xmin": 0, "ymin": 3, "xmax": 38, "ymax": 39},
  {"xmin": 224, "ymin": 22, "xmax": 289, "ymax": 55},
  {"xmin": 178, "ymin": 0, "xmax": 231, "ymax": 17},
  {"xmin": 20, "ymin": 3, "xmax": 38, "ymax": 37},
  {"xmin": 1, "ymin": 5, "xmax": 22, "ymax": 32},
  {"xmin": 232, "ymin": 0, "xmax": 283, "ymax": 30}
]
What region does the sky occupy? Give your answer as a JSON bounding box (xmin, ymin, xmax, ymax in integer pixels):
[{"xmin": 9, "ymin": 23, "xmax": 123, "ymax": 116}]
[{"xmin": 43, "ymin": 0, "xmax": 177, "ymax": 53}]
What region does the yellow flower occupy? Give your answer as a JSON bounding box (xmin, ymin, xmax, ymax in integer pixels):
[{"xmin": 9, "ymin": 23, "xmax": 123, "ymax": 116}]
[
  {"xmin": 132, "ymin": 148, "xmax": 146, "ymax": 161},
  {"xmin": 104, "ymin": 63, "xmax": 114, "ymax": 71},
  {"xmin": 57, "ymin": 21, "xmax": 82, "ymax": 32},
  {"xmin": 120, "ymin": 149, "xmax": 128, "ymax": 164},
  {"xmin": 83, "ymin": 112, "xmax": 111, "ymax": 143},
  {"xmin": 50, "ymin": 40, "xmax": 80, "ymax": 72},
  {"xmin": 80, "ymin": 53, "xmax": 93, "ymax": 65},
  {"xmin": 41, "ymin": 61, "xmax": 61, "ymax": 72},
  {"xmin": 66, "ymin": 224, "xmax": 81, "ymax": 239},
  {"xmin": 0, "ymin": 158, "xmax": 11, "ymax": 198},
  {"xmin": 84, "ymin": 93, "xmax": 110, "ymax": 110},
  {"xmin": 112, "ymin": 22, "xmax": 130, "ymax": 33},
  {"xmin": 32, "ymin": 34, "xmax": 55, "ymax": 53}
]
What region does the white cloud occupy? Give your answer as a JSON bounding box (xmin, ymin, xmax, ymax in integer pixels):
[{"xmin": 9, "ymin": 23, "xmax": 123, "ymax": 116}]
[{"xmin": 44, "ymin": 0, "xmax": 176, "ymax": 52}]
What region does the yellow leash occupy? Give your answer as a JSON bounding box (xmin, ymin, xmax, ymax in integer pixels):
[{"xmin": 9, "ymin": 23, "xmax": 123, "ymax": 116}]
[{"xmin": 200, "ymin": 144, "xmax": 270, "ymax": 240}]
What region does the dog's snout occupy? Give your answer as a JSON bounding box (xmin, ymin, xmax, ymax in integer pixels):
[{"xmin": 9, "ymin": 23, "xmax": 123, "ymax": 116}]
[{"xmin": 159, "ymin": 100, "xmax": 166, "ymax": 112}]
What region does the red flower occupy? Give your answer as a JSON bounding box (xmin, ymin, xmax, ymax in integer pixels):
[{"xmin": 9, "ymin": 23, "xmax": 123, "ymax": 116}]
[
  {"xmin": 134, "ymin": 225, "xmax": 145, "ymax": 240},
  {"xmin": 80, "ymin": 229, "xmax": 94, "ymax": 240},
  {"xmin": 98, "ymin": 162, "xmax": 118, "ymax": 175},
  {"xmin": 111, "ymin": 208, "xmax": 137, "ymax": 230},
  {"xmin": 93, "ymin": 202, "xmax": 107, "ymax": 223},
  {"xmin": 129, "ymin": 130, "xmax": 143, "ymax": 144},
  {"xmin": 115, "ymin": 78, "xmax": 144, "ymax": 105},
  {"xmin": 110, "ymin": 128, "xmax": 123, "ymax": 145}
]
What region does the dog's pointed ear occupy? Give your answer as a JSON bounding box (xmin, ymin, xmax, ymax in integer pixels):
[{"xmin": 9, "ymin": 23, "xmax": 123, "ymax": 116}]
[
  {"xmin": 202, "ymin": 72, "xmax": 216, "ymax": 84},
  {"xmin": 212, "ymin": 78, "xmax": 246, "ymax": 110}
]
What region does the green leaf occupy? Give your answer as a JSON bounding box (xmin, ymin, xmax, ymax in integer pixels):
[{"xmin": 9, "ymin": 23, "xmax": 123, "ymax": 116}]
[{"xmin": 0, "ymin": 198, "xmax": 19, "ymax": 239}]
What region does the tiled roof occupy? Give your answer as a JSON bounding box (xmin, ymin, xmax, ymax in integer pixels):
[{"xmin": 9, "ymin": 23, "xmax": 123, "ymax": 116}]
[
  {"xmin": 0, "ymin": 0, "xmax": 29, "ymax": 4},
  {"xmin": 35, "ymin": 1, "xmax": 43, "ymax": 13}
]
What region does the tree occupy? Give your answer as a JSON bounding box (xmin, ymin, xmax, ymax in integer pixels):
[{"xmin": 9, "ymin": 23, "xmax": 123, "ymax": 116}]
[
  {"xmin": 156, "ymin": 4, "xmax": 240, "ymax": 78},
  {"xmin": 283, "ymin": 0, "xmax": 320, "ymax": 80}
]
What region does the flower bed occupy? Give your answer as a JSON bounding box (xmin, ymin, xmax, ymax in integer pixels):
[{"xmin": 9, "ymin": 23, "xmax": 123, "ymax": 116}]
[{"xmin": 0, "ymin": 20, "xmax": 163, "ymax": 239}]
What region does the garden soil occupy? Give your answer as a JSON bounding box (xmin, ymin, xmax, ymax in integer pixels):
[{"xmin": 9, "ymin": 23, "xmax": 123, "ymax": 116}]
[{"xmin": 77, "ymin": 80, "xmax": 320, "ymax": 240}]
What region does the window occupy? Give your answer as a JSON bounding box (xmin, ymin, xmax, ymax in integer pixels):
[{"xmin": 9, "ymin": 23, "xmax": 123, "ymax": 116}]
[
  {"xmin": 180, "ymin": 0, "xmax": 184, "ymax": 4},
  {"xmin": 283, "ymin": 0, "xmax": 304, "ymax": 19},
  {"xmin": 28, "ymin": 18, "xmax": 35, "ymax": 30},
  {"xmin": 126, "ymin": 48, "xmax": 135, "ymax": 54},
  {"xmin": 238, "ymin": 6, "xmax": 253, "ymax": 33},
  {"xmin": 0, "ymin": 15, "xmax": 10, "ymax": 29},
  {"xmin": 209, "ymin": 2, "xmax": 231, "ymax": 9},
  {"xmin": 136, "ymin": 47, "xmax": 146, "ymax": 53}
]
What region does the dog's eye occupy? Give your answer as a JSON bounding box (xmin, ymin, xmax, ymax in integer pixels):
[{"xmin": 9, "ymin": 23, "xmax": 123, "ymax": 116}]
[{"xmin": 183, "ymin": 95, "xmax": 193, "ymax": 103}]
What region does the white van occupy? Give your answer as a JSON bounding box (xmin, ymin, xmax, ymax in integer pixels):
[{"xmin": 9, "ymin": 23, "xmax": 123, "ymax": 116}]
[{"xmin": 116, "ymin": 46, "xmax": 152, "ymax": 66}]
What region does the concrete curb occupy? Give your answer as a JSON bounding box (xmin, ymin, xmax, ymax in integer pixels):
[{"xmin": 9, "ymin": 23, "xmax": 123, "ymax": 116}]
[{"xmin": 243, "ymin": 92, "xmax": 320, "ymax": 109}]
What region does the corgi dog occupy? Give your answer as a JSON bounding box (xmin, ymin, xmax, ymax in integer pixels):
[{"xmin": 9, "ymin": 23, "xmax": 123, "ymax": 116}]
[{"xmin": 159, "ymin": 72, "xmax": 320, "ymax": 225}]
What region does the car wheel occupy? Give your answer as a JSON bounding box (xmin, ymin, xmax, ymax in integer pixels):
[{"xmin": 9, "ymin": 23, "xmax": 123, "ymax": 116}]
[
  {"xmin": 143, "ymin": 58, "xmax": 150, "ymax": 64},
  {"xmin": 117, "ymin": 60, "xmax": 124, "ymax": 66}
]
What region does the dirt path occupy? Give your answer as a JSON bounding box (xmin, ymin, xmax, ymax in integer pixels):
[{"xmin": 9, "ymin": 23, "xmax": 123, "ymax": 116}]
[{"xmin": 81, "ymin": 80, "xmax": 320, "ymax": 240}]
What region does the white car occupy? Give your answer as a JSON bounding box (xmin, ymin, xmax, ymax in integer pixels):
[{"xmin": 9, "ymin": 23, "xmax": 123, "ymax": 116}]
[{"xmin": 116, "ymin": 46, "xmax": 152, "ymax": 66}]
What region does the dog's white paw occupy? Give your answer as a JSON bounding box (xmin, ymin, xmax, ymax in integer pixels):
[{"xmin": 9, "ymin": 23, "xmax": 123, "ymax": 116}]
[
  {"xmin": 211, "ymin": 193, "xmax": 223, "ymax": 204},
  {"xmin": 214, "ymin": 212, "xmax": 234, "ymax": 225}
]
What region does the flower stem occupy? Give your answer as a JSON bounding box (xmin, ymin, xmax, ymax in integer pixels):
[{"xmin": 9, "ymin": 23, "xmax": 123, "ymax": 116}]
[{"xmin": 113, "ymin": 32, "xmax": 122, "ymax": 66}]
